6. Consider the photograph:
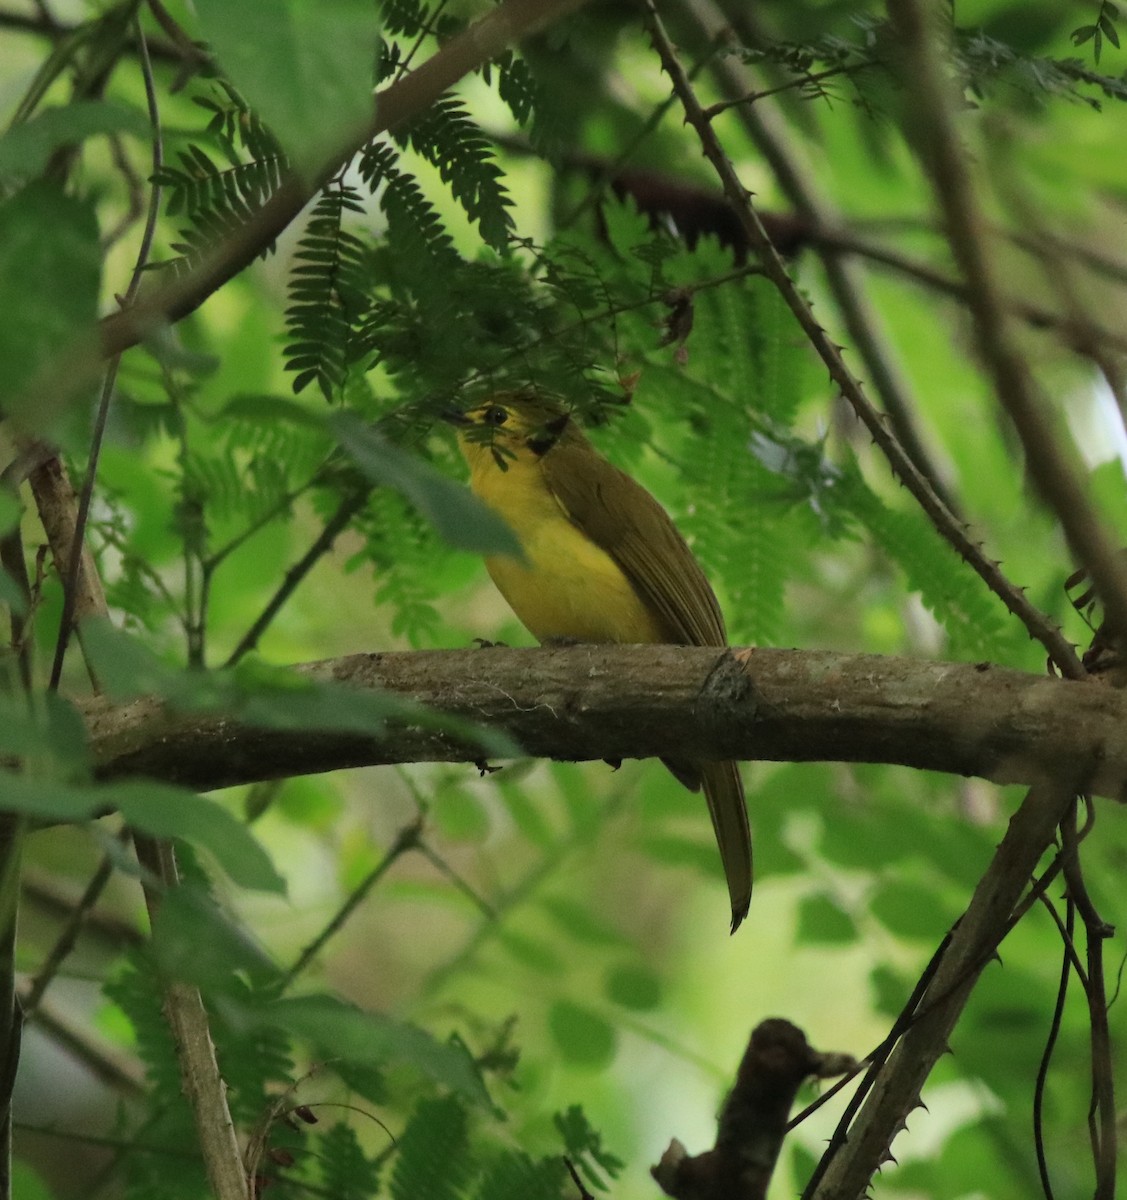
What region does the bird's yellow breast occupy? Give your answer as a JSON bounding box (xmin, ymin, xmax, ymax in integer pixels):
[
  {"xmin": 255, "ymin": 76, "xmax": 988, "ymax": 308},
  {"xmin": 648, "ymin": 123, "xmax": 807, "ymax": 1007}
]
[{"xmin": 469, "ymin": 451, "xmax": 665, "ymax": 644}]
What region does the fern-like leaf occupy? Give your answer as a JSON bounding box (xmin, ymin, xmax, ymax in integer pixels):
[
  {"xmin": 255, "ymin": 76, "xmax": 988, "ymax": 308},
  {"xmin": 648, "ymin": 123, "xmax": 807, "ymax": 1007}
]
[
  {"xmin": 395, "ymin": 93, "xmax": 514, "ymax": 251},
  {"xmin": 317, "ymin": 1122, "xmax": 383, "ymax": 1200},
  {"xmin": 474, "ymin": 1151, "xmax": 567, "ymax": 1200},
  {"xmin": 390, "ymin": 1096, "xmax": 473, "ymax": 1200},
  {"xmin": 284, "ymin": 182, "xmax": 370, "ymax": 401}
]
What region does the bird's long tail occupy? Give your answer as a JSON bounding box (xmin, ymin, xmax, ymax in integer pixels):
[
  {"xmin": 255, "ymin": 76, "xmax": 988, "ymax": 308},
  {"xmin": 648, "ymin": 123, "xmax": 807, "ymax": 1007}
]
[
  {"xmin": 663, "ymin": 757, "xmax": 753, "ymax": 932},
  {"xmin": 701, "ymin": 760, "xmax": 753, "ymax": 932}
]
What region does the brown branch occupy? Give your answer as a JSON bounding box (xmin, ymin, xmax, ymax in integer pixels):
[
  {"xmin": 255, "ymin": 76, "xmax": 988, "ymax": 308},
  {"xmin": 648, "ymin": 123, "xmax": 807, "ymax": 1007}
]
[
  {"xmin": 887, "ymin": 0, "xmax": 1127, "ymax": 652},
  {"xmin": 808, "ymin": 780, "xmax": 1075, "ymax": 1199},
  {"xmin": 96, "ymin": 0, "xmax": 592, "ymax": 363},
  {"xmin": 639, "ymin": 1, "xmax": 1084, "ymax": 680},
  {"xmin": 134, "ymin": 836, "xmax": 248, "ymax": 1200},
  {"xmin": 27, "ymin": 456, "xmax": 107, "ymax": 690},
  {"xmin": 76, "ymin": 645, "xmax": 1127, "ymax": 801},
  {"xmin": 676, "ymin": 0, "xmax": 961, "ymax": 518},
  {"xmin": 0, "ymin": 6, "xmax": 185, "ymax": 63}
]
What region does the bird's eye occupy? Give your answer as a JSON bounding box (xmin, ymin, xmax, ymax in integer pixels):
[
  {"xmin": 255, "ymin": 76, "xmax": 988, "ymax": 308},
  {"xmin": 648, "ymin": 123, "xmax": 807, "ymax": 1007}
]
[{"xmin": 483, "ymin": 405, "xmax": 509, "ymax": 427}]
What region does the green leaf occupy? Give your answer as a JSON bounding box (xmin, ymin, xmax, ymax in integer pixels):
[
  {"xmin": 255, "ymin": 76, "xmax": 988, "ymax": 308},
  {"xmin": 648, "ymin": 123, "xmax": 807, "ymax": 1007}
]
[
  {"xmin": 432, "ymin": 785, "xmax": 491, "ymax": 842},
  {"xmin": 796, "ymin": 892, "xmax": 856, "ymax": 944},
  {"xmin": 0, "ymin": 182, "xmax": 100, "ymax": 431},
  {"xmin": 82, "ymin": 618, "xmax": 519, "ymax": 759},
  {"xmin": 151, "ymin": 886, "xmax": 281, "ymax": 987},
  {"xmin": 114, "ymin": 785, "xmax": 285, "ymax": 893},
  {"xmin": 194, "ymin": 0, "xmax": 380, "ymax": 175},
  {"xmin": 391, "ymin": 1096, "xmax": 472, "ymax": 1200},
  {"xmin": 267, "ymin": 995, "xmax": 492, "ymax": 1106},
  {"xmin": 0, "ymin": 773, "xmax": 283, "ymax": 893},
  {"xmin": 547, "ymin": 1000, "xmax": 617, "ymax": 1068},
  {"xmin": 554, "ymin": 1106, "xmax": 625, "ymax": 1186},
  {"xmin": 332, "ymin": 412, "xmax": 525, "ymax": 558},
  {"xmin": 0, "ymin": 101, "xmax": 150, "ymax": 181},
  {"xmin": 0, "ymin": 692, "xmax": 88, "ymax": 781},
  {"xmin": 10, "ymin": 1159, "xmax": 55, "ymax": 1200},
  {"xmin": 870, "ymin": 878, "xmax": 954, "ymax": 940},
  {"xmin": 604, "ymin": 963, "xmax": 661, "ymax": 1011},
  {"xmin": 475, "ymin": 1152, "xmax": 567, "ymax": 1200}
]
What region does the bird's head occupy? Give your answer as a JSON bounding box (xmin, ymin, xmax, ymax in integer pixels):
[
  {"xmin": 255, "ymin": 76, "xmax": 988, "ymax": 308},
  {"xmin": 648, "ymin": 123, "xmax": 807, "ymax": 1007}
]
[{"xmin": 447, "ymin": 393, "xmax": 581, "ymax": 472}]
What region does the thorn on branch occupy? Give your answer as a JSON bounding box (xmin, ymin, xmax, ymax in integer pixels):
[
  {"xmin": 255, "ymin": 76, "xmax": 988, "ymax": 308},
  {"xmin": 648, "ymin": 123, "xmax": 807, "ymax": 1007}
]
[{"xmin": 650, "ymin": 1018, "xmax": 857, "ymax": 1200}]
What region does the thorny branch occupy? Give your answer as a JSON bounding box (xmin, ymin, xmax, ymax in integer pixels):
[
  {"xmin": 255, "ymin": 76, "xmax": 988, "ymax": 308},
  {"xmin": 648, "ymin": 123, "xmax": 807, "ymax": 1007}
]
[
  {"xmin": 640, "ymin": 0, "xmax": 1084, "ymax": 680},
  {"xmin": 888, "ymin": 0, "xmax": 1127, "ymax": 656}
]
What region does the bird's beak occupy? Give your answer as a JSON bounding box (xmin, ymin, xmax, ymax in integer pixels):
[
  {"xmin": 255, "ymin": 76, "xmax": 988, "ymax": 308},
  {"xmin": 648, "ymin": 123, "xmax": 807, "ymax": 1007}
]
[{"xmin": 441, "ymin": 409, "xmax": 472, "ymax": 426}]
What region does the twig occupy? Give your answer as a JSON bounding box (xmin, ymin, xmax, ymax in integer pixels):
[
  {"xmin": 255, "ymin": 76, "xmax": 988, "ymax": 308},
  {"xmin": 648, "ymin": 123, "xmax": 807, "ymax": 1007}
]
[
  {"xmin": 21, "ymin": 850, "xmax": 118, "ymax": 1018},
  {"xmin": 702, "ymin": 61, "xmax": 876, "ymax": 118},
  {"xmin": 1033, "ymin": 896, "xmax": 1073, "ymax": 1200},
  {"xmin": 888, "ymin": 0, "xmax": 1127, "ymax": 653},
  {"xmin": 21, "ymin": 870, "xmax": 142, "ymax": 947},
  {"xmin": 14, "ymin": 989, "xmax": 144, "ymax": 1095},
  {"xmin": 416, "ymin": 839, "xmax": 498, "ymax": 920},
  {"xmin": 0, "ymin": 815, "xmax": 22, "ymax": 1200},
  {"xmin": 223, "ymin": 489, "xmax": 365, "ymax": 667},
  {"xmin": 145, "ymin": 0, "xmax": 208, "ymax": 70},
  {"xmin": 27, "ymin": 457, "xmax": 107, "ymax": 690},
  {"xmin": 643, "ymin": 0, "xmax": 1084, "ymax": 678},
  {"xmin": 278, "ymin": 818, "xmax": 423, "ymax": 990},
  {"xmin": 134, "ymin": 836, "xmax": 248, "ymax": 1200},
  {"xmin": 1059, "ymin": 807, "xmax": 1116, "ymax": 1197},
  {"xmin": 565, "ymin": 1156, "xmax": 595, "ymax": 1200},
  {"xmin": 95, "ymin": 0, "xmax": 594, "ymax": 363},
  {"xmin": 804, "ymin": 227, "xmax": 1127, "ymax": 359},
  {"xmin": 0, "ymin": 6, "xmax": 182, "ymax": 63}
]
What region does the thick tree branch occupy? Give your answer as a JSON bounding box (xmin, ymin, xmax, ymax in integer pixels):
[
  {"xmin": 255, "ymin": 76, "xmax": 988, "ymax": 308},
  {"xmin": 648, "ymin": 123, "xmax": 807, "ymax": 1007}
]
[{"xmin": 79, "ymin": 646, "xmax": 1127, "ymax": 802}]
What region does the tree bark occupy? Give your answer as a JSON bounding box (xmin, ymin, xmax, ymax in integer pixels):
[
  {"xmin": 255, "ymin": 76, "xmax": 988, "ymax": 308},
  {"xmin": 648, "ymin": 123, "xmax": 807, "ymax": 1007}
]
[{"xmin": 80, "ymin": 645, "xmax": 1127, "ymax": 801}]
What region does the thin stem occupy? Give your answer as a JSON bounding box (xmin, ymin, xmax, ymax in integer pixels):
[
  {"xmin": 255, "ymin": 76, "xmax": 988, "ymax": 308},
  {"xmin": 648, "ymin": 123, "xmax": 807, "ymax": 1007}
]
[
  {"xmin": 1033, "ymin": 896, "xmax": 1073, "ymax": 1200},
  {"xmin": 133, "ymin": 835, "xmax": 247, "ymax": 1200},
  {"xmin": 223, "ymin": 489, "xmax": 365, "ymax": 668},
  {"xmin": 48, "ymin": 15, "xmax": 162, "ymax": 690},
  {"xmin": 21, "ymin": 840, "xmax": 126, "ymax": 1019},
  {"xmin": 1059, "ymin": 808, "xmax": 1116, "ymax": 1197},
  {"xmin": 279, "ymin": 818, "xmax": 422, "ymax": 990},
  {"xmin": 703, "ymin": 60, "xmax": 876, "ymax": 118}
]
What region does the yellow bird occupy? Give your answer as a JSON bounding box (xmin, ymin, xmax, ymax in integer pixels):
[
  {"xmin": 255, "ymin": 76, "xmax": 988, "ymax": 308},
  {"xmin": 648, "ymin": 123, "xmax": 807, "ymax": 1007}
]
[{"xmin": 452, "ymin": 393, "xmax": 753, "ymax": 931}]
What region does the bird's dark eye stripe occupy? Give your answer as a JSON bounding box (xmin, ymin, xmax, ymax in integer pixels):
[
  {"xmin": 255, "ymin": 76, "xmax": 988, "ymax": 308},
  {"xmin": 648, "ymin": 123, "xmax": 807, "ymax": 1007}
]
[{"xmin": 484, "ymin": 406, "xmax": 509, "ymax": 426}]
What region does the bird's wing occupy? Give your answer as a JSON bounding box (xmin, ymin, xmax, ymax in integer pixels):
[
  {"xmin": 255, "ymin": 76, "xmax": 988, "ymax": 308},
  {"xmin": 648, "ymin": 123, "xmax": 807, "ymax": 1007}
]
[{"xmin": 540, "ymin": 442, "xmax": 727, "ymax": 647}]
